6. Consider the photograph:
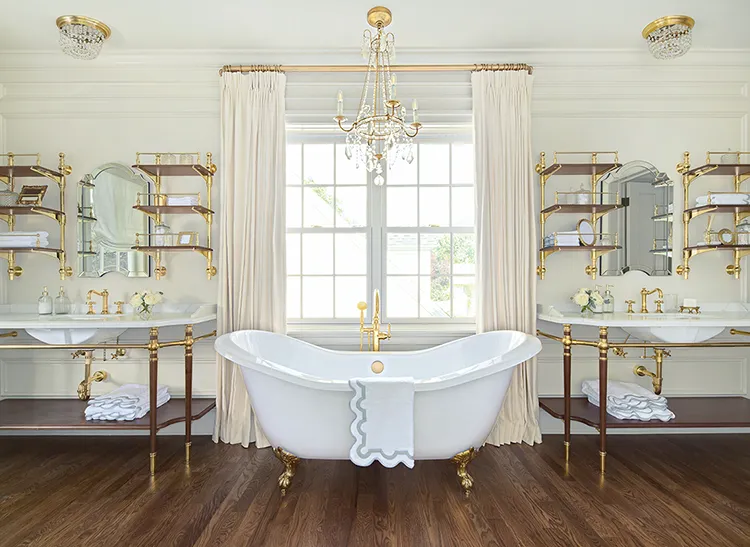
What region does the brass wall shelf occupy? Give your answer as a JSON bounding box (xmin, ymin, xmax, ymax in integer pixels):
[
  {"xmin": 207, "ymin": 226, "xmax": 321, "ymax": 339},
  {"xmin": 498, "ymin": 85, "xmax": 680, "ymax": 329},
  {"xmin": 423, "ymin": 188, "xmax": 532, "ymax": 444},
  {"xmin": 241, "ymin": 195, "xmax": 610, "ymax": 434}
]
[
  {"xmin": 536, "ymin": 151, "xmax": 622, "ymax": 280},
  {"xmin": 0, "ymin": 153, "xmax": 73, "ymax": 280},
  {"xmin": 132, "ymin": 153, "xmax": 217, "ymax": 280},
  {"xmin": 675, "ymin": 151, "xmax": 750, "ymax": 279}
]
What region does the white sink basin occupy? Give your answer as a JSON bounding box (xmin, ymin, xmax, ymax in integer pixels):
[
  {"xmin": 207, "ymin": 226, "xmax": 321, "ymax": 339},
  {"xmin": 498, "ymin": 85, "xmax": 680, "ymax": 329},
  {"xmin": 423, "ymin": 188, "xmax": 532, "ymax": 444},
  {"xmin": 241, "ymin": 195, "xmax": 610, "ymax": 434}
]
[
  {"xmin": 25, "ymin": 328, "xmax": 127, "ymax": 345},
  {"xmin": 622, "ymin": 324, "xmax": 725, "ymax": 344}
]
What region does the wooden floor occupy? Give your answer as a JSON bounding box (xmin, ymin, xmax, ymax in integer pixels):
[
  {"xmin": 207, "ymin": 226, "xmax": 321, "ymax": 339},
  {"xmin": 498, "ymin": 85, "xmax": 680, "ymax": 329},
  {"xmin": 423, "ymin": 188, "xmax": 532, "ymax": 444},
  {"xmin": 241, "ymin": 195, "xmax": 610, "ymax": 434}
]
[{"xmin": 0, "ymin": 435, "xmax": 748, "ymax": 547}]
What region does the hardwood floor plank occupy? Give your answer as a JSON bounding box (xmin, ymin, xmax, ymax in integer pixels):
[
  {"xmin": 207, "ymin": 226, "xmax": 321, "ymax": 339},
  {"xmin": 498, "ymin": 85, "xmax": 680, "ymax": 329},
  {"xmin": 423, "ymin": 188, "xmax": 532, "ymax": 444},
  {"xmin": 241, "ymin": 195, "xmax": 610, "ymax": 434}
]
[{"xmin": 0, "ymin": 435, "xmax": 748, "ymax": 547}]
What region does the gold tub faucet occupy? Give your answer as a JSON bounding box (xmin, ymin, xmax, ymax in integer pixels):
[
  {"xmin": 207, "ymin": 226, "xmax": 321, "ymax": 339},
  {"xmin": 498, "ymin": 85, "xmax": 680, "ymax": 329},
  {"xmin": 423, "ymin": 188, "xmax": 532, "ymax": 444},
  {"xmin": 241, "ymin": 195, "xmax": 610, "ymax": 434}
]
[
  {"xmin": 86, "ymin": 289, "xmax": 110, "ymax": 315},
  {"xmin": 640, "ymin": 287, "xmax": 663, "ymax": 314},
  {"xmin": 358, "ymin": 289, "xmax": 391, "ymax": 352}
]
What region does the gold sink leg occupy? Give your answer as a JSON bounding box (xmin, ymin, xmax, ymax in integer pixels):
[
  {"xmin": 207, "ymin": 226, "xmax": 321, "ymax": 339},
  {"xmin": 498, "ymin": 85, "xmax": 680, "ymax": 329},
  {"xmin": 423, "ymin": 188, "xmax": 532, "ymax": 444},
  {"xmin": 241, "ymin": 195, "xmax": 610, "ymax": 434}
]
[
  {"xmin": 74, "ymin": 350, "xmax": 108, "ymax": 400},
  {"xmin": 273, "ymin": 447, "xmax": 300, "ymax": 496},
  {"xmin": 451, "ymin": 447, "xmax": 479, "ymax": 497}
]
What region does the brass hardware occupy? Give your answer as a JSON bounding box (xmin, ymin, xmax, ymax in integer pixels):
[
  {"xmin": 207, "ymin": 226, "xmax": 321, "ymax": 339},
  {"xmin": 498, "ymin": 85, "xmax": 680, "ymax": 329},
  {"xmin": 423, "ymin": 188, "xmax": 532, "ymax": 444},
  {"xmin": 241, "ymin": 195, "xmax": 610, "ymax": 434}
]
[
  {"xmin": 625, "ymin": 300, "xmax": 635, "ymax": 314},
  {"xmin": 371, "ymin": 360, "xmax": 384, "ymax": 374},
  {"xmin": 110, "ymin": 347, "xmax": 126, "ymax": 360},
  {"xmin": 114, "ymin": 301, "xmax": 124, "ymax": 314},
  {"xmin": 86, "ymin": 289, "xmax": 109, "ymax": 314},
  {"xmin": 654, "ymin": 299, "xmax": 664, "ymax": 313},
  {"xmin": 273, "ymin": 447, "xmax": 300, "ymax": 496},
  {"xmin": 185, "ymin": 441, "xmax": 191, "ymax": 465},
  {"xmin": 75, "ymin": 350, "xmax": 108, "ymax": 400},
  {"xmin": 642, "ymin": 15, "xmax": 695, "ymax": 39},
  {"xmin": 450, "ymin": 447, "xmax": 479, "ymax": 497},
  {"xmin": 635, "ymin": 348, "xmax": 670, "ymax": 395},
  {"xmin": 56, "ymin": 15, "xmax": 112, "ymax": 39},
  {"xmin": 86, "ymin": 301, "xmax": 96, "ymax": 315},
  {"xmin": 17, "ymin": 185, "xmax": 47, "ymax": 206},
  {"xmin": 564, "ymin": 441, "xmax": 570, "ymax": 463},
  {"xmin": 358, "ymin": 290, "xmax": 391, "ymax": 352},
  {"xmin": 0, "ymin": 331, "xmax": 18, "ymax": 338},
  {"xmin": 149, "ymin": 452, "xmax": 156, "ymax": 475},
  {"xmin": 599, "ymin": 451, "xmax": 606, "ymax": 475},
  {"xmin": 679, "ymin": 305, "xmax": 700, "ymax": 314},
  {"xmin": 640, "ymin": 287, "xmax": 663, "ymax": 313},
  {"xmin": 367, "ymin": 6, "xmax": 392, "ymax": 27},
  {"xmin": 612, "ymin": 335, "xmax": 629, "ymax": 358},
  {"xmin": 731, "ymin": 328, "xmax": 750, "ymax": 336}
]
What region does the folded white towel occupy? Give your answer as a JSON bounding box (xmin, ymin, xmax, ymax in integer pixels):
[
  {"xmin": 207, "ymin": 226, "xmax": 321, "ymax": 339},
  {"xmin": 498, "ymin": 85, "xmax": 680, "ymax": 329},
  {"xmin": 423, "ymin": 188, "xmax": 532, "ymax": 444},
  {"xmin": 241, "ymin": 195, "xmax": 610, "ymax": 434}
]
[
  {"xmin": 582, "ymin": 380, "xmax": 674, "ymax": 421},
  {"xmin": 586, "ymin": 395, "xmax": 675, "ymax": 422},
  {"xmin": 0, "ymin": 231, "xmax": 50, "ymax": 238},
  {"xmin": 85, "ymin": 384, "xmax": 170, "ymax": 421},
  {"xmin": 349, "ymin": 377, "xmax": 415, "ymax": 469},
  {"xmin": 0, "ymin": 238, "xmax": 48, "ymax": 248},
  {"xmin": 166, "ymin": 196, "xmax": 199, "ymax": 206},
  {"xmin": 696, "ymin": 193, "xmax": 750, "ymax": 206}
]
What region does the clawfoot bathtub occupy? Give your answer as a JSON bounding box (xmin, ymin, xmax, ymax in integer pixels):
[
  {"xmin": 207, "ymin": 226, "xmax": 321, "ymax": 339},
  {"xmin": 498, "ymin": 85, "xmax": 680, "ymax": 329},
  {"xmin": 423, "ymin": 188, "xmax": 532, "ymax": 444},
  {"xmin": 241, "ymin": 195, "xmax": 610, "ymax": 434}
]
[{"xmin": 215, "ymin": 330, "xmax": 541, "ymax": 496}]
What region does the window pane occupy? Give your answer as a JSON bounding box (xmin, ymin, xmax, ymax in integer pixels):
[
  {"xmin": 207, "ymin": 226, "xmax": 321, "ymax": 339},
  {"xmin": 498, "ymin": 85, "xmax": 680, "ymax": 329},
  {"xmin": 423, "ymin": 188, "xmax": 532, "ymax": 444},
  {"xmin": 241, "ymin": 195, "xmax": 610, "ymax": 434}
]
[
  {"xmin": 286, "ymin": 233, "xmax": 301, "ymax": 275},
  {"xmin": 387, "ymin": 276, "xmax": 418, "ymax": 318},
  {"xmin": 287, "ymin": 144, "xmax": 302, "ymax": 185},
  {"xmin": 387, "ymin": 233, "xmax": 418, "ymax": 274},
  {"xmin": 387, "ymin": 150, "xmax": 417, "ymax": 185},
  {"xmin": 303, "ymin": 186, "xmax": 335, "ymax": 227},
  {"xmin": 336, "ymin": 144, "xmax": 367, "ymax": 185},
  {"xmin": 303, "ymin": 277, "xmax": 333, "ymax": 318},
  {"xmin": 302, "ymin": 233, "xmax": 333, "ymax": 274},
  {"xmin": 287, "ymin": 187, "xmax": 301, "ymax": 228},
  {"xmin": 335, "ymin": 233, "xmax": 367, "ymax": 274},
  {"xmin": 452, "ymin": 187, "xmax": 474, "ymax": 227},
  {"xmin": 420, "ymin": 187, "xmax": 449, "ymax": 227},
  {"xmin": 335, "ymin": 186, "xmax": 367, "ymax": 227},
  {"xmin": 420, "ymin": 233, "xmax": 450, "ymax": 277},
  {"xmin": 304, "ymin": 144, "xmax": 334, "ymax": 185},
  {"xmin": 453, "ymin": 233, "xmax": 476, "ymax": 274},
  {"xmin": 453, "ymin": 275, "xmax": 475, "ymax": 317},
  {"xmin": 387, "ymin": 187, "xmax": 418, "ymax": 227},
  {"xmin": 335, "ymin": 276, "xmax": 367, "ymax": 318},
  {"xmin": 420, "ymin": 275, "xmax": 451, "ymax": 318},
  {"xmin": 287, "ymin": 276, "xmax": 301, "ymax": 318},
  {"xmin": 452, "ymin": 144, "xmax": 474, "ymax": 184},
  {"xmin": 419, "ymin": 144, "xmax": 449, "ymax": 185}
]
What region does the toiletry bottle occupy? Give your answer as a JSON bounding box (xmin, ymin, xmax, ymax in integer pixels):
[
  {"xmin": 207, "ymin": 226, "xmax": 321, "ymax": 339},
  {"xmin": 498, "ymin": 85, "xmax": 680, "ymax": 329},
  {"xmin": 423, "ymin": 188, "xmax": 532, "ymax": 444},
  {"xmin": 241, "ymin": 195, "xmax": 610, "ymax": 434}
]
[
  {"xmin": 603, "ymin": 285, "xmax": 615, "ymax": 313},
  {"xmin": 592, "ymin": 285, "xmax": 603, "ymax": 313},
  {"xmin": 38, "ymin": 286, "xmax": 53, "ymax": 315},
  {"xmin": 54, "ymin": 286, "xmax": 71, "ymax": 315}
]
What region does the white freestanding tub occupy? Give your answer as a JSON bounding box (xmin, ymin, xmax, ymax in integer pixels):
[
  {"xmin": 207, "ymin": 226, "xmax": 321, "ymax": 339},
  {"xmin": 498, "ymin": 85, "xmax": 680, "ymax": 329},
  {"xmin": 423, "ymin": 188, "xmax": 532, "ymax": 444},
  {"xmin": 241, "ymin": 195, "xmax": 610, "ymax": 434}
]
[{"xmin": 215, "ymin": 330, "xmax": 541, "ymax": 465}]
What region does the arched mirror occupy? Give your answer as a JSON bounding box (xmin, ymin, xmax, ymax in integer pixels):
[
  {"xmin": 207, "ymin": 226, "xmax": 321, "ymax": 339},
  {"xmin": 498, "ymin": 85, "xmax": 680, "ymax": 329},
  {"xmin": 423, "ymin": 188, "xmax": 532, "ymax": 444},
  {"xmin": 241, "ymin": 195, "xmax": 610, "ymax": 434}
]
[
  {"xmin": 78, "ymin": 163, "xmax": 150, "ymax": 277},
  {"xmin": 598, "ymin": 160, "xmax": 673, "ymax": 276}
]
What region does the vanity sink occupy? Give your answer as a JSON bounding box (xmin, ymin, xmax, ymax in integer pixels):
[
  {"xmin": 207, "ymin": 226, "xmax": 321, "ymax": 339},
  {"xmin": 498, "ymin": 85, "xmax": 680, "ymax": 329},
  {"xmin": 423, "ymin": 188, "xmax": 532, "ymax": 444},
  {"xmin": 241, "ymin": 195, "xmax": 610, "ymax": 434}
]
[
  {"xmin": 621, "ymin": 324, "xmax": 725, "ymax": 344},
  {"xmin": 24, "ymin": 327, "xmax": 127, "ymax": 345}
]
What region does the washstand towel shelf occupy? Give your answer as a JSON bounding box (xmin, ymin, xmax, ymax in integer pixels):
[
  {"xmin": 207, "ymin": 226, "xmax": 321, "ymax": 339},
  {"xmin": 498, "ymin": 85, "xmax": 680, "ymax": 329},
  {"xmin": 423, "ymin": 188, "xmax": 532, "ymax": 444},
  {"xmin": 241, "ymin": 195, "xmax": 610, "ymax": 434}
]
[{"xmin": 132, "ymin": 152, "xmax": 217, "ymax": 281}]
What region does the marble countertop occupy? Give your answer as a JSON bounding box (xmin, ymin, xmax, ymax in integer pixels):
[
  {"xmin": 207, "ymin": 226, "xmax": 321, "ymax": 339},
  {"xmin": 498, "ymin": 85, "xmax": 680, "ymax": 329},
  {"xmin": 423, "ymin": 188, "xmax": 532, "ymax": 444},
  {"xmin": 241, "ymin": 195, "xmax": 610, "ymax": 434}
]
[
  {"xmin": 0, "ymin": 303, "xmax": 217, "ymax": 329},
  {"xmin": 537, "ymin": 302, "xmax": 750, "ymax": 328}
]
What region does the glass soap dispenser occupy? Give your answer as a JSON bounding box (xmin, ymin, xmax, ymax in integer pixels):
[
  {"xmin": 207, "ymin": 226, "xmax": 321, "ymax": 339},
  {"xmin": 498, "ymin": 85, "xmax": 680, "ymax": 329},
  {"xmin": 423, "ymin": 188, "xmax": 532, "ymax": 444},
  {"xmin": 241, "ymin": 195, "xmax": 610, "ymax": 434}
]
[
  {"xmin": 603, "ymin": 285, "xmax": 615, "ymax": 313},
  {"xmin": 38, "ymin": 286, "xmax": 53, "ymax": 315},
  {"xmin": 54, "ymin": 286, "xmax": 71, "ymax": 315}
]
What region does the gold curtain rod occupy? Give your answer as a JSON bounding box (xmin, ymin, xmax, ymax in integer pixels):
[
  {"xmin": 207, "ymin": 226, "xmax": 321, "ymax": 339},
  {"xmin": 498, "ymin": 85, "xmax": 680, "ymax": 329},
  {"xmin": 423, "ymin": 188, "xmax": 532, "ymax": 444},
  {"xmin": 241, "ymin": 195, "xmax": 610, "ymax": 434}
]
[{"xmin": 218, "ymin": 63, "xmax": 533, "ymax": 76}]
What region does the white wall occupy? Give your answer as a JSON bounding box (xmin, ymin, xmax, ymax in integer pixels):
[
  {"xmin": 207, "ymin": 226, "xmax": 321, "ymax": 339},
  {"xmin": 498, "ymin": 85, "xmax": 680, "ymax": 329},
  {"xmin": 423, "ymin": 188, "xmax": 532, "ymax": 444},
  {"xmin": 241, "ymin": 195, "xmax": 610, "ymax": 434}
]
[{"xmin": 0, "ymin": 49, "xmax": 749, "ymax": 434}]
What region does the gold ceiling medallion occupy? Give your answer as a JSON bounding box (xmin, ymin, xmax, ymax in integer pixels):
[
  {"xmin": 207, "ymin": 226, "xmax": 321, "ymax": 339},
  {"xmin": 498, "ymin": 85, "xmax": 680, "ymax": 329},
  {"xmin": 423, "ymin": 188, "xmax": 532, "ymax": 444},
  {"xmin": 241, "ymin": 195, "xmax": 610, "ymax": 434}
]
[
  {"xmin": 55, "ymin": 15, "xmax": 111, "ymax": 60},
  {"xmin": 335, "ymin": 6, "xmax": 422, "ymax": 186},
  {"xmin": 642, "ymin": 15, "xmax": 695, "ymax": 60}
]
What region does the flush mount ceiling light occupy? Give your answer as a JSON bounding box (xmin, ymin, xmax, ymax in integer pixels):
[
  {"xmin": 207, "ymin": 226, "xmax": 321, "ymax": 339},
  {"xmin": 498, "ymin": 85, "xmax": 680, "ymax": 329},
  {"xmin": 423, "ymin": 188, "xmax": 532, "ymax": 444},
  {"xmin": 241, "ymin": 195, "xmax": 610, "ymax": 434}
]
[
  {"xmin": 334, "ymin": 6, "xmax": 422, "ymax": 185},
  {"xmin": 56, "ymin": 15, "xmax": 111, "ymax": 60},
  {"xmin": 642, "ymin": 15, "xmax": 695, "ymax": 60}
]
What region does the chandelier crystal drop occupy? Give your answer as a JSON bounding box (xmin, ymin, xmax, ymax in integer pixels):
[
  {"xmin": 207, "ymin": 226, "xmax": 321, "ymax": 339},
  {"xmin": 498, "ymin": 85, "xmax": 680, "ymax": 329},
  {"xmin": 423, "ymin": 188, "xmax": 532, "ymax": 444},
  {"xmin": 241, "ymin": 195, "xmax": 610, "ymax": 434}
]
[
  {"xmin": 335, "ymin": 7, "xmax": 421, "ymax": 183},
  {"xmin": 56, "ymin": 15, "xmax": 111, "ymax": 60},
  {"xmin": 642, "ymin": 15, "xmax": 695, "ymax": 60}
]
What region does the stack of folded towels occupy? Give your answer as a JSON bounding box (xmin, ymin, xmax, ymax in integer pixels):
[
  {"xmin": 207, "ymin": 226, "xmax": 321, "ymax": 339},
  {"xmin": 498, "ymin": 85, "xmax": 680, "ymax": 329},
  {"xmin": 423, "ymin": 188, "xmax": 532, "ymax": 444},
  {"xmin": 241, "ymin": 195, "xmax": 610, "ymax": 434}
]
[
  {"xmin": 166, "ymin": 195, "xmax": 199, "ymax": 206},
  {"xmin": 581, "ymin": 379, "xmax": 675, "ymax": 421},
  {"xmin": 0, "ymin": 231, "xmax": 49, "ymax": 248},
  {"xmin": 695, "ymin": 193, "xmax": 750, "ymax": 206},
  {"xmin": 85, "ymin": 383, "xmax": 170, "ymax": 421},
  {"xmin": 543, "ymin": 232, "xmax": 580, "ymax": 247}
]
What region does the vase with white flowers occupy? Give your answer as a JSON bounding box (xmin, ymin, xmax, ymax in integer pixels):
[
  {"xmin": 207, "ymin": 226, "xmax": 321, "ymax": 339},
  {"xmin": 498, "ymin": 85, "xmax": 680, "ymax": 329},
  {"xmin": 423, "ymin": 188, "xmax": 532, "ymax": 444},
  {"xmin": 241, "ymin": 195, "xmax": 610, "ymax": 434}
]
[
  {"xmin": 131, "ymin": 290, "xmax": 163, "ymax": 320},
  {"xmin": 571, "ymin": 288, "xmax": 603, "ymax": 315}
]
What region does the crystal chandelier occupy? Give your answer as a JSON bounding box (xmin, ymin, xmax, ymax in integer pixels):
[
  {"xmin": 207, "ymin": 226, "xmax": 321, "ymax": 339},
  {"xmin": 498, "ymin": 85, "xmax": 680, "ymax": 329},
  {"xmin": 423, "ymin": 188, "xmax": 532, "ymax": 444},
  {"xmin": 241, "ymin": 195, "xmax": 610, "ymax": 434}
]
[
  {"xmin": 642, "ymin": 15, "xmax": 695, "ymax": 60},
  {"xmin": 334, "ymin": 6, "xmax": 421, "ymax": 186},
  {"xmin": 56, "ymin": 15, "xmax": 111, "ymax": 60}
]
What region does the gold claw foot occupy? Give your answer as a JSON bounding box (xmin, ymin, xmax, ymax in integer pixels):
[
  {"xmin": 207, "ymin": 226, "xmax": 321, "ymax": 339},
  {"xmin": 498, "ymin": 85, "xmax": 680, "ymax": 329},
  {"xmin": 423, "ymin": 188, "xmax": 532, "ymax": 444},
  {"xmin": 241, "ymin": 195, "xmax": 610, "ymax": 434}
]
[
  {"xmin": 451, "ymin": 447, "xmax": 479, "ymax": 497},
  {"xmin": 273, "ymin": 447, "xmax": 300, "ymax": 496}
]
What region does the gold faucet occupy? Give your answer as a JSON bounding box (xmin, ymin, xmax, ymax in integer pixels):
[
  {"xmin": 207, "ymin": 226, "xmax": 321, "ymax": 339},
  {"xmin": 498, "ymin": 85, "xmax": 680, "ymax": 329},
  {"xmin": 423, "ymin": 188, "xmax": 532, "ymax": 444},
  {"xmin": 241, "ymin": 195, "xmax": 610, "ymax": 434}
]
[
  {"xmin": 640, "ymin": 287, "xmax": 663, "ymax": 314},
  {"xmin": 86, "ymin": 289, "xmax": 110, "ymax": 315},
  {"xmin": 358, "ymin": 289, "xmax": 391, "ymax": 352}
]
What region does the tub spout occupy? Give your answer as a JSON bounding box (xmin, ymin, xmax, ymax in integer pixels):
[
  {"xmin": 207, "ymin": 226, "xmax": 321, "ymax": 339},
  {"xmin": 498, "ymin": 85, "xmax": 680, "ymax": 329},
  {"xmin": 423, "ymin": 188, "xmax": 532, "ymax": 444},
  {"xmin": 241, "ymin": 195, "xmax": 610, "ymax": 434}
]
[
  {"xmin": 451, "ymin": 447, "xmax": 479, "ymax": 497},
  {"xmin": 273, "ymin": 447, "xmax": 300, "ymax": 496}
]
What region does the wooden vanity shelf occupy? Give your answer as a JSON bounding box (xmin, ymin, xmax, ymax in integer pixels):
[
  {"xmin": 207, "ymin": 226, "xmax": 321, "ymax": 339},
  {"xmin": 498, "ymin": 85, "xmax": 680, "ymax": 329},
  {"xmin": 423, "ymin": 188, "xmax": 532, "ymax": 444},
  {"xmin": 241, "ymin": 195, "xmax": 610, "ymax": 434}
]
[
  {"xmin": 536, "ymin": 151, "xmax": 623, "ymax": 280},
  {"xmin": 0, "ymin": 153, "xmax": 73, "ymax": 281},
  {"xmin": 676, "ymin": 151, "xmax": 750, "ymax": 279},
  {"xmin": 132, "ymin": 152, "xmax": 217, "ymax": 281}
]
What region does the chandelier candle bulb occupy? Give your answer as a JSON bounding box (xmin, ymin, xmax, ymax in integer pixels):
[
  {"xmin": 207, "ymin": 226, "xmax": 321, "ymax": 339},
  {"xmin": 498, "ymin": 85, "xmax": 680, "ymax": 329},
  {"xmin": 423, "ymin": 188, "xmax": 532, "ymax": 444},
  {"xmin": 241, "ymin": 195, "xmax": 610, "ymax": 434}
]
[
  {"xmin": 390, "ymin": 75, "xmax": 397, "ymax": 100},
  {"xmin": 337, "ymin": 90, "xmax": 344, "ymax": 117},
  {"xmin": 412, "ymin": 99, "xmax": 419, "ymax": 124}
]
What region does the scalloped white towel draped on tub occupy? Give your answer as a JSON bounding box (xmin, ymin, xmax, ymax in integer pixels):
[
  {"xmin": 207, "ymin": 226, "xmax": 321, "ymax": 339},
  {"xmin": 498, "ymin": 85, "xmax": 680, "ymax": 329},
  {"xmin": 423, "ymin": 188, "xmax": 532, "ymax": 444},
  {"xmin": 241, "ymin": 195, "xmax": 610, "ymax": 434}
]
[
  {"xmin": 473, "ymin": 70, "xmax": 540, "ymax": 445},
  {"xmin": 214, "ymin": 71, "xmax": 287, "ymax": 449},
  {"xmin": 349, "ymin": 377, "xmax": 415, "ymax": 468}
]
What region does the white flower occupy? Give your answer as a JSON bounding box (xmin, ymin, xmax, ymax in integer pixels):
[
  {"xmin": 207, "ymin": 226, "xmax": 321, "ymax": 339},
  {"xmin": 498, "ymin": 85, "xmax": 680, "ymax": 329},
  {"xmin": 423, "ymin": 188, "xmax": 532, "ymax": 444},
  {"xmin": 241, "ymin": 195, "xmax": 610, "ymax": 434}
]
[
  {"xmin": 573, "ymin": 292, "xmax": 589, "ymax": 306},
  {"xmin": 144, "ymin": 293, "xmax": 158, "ymax": 306},
  {"xmin": 130, "ymin": 294, "xmax": 142, "ymax": 307}
]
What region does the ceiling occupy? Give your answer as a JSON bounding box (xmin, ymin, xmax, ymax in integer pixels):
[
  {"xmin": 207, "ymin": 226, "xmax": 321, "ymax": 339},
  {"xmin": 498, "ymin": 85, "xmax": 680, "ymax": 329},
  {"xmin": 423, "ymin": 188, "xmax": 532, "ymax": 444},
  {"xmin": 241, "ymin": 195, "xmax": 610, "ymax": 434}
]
[{"xmin": 0, "ymin": 0, "xmax": 747, "ymax": 52}]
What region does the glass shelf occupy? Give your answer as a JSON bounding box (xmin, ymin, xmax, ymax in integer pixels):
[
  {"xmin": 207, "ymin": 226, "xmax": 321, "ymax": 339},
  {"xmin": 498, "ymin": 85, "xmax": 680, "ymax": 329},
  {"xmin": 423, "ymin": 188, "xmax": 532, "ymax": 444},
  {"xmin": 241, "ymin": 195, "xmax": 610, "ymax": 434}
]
[
  {"xmin": 133, "ymin": 164, "xmax": 213, "ymax": 178},
  {"xmin": 133, "ymin": 204, "xmax": 214, "ymax": 216}
]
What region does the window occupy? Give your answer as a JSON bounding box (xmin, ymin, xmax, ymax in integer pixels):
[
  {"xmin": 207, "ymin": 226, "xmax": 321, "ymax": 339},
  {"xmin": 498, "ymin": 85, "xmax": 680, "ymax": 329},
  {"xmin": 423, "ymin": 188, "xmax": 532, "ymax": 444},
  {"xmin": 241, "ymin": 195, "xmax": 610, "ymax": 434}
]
[{"xmin": 286, "ymin": 138, "xmax": 475, "ymax": 324}]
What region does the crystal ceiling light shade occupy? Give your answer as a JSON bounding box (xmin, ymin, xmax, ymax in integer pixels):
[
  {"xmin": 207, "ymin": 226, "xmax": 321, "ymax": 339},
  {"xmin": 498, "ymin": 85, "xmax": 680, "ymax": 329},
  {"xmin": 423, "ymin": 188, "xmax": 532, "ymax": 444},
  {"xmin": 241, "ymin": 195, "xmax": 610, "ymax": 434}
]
[
  {"xmin": 334, "ymin": 6, "xmax": 422, "ymax": 185},
  {"xmin": 642, "ymin": 15, "xmax": 695, "ymax": 60},
  {"xmin": 56, "ymin": 15, "xmax": 111, "ymax": 60}
]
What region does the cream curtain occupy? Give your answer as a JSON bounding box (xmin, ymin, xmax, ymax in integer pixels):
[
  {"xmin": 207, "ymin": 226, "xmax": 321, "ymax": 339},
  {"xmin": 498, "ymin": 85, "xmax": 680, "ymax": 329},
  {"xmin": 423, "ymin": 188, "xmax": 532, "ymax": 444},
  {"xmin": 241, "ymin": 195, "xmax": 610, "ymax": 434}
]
[
  {"xmin": 472, "ymin": 70, "xmax": 541, "ymax": 446},
  {"xmin": 214, "ymin": 72, "xmax": 287, "ymax": 448}
]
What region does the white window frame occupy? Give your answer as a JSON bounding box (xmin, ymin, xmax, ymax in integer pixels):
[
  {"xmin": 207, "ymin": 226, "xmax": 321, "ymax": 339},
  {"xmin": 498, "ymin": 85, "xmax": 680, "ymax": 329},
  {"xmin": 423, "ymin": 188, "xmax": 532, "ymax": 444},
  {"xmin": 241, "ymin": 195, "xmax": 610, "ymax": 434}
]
[{"xmin": 286, "ymin": 128, "xmax": 476, "ymax": 336}]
